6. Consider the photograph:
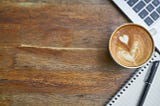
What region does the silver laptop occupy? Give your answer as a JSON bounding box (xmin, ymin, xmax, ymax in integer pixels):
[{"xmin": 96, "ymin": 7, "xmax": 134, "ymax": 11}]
[{"xmin": 112, "ymin": 0, "xmax": 160, "ymax": 51}]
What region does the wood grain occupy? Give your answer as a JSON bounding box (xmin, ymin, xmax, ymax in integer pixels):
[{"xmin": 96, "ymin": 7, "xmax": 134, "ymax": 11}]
[{"xmin": 0, "ymin": 1, "xmax": 134, "ymax": 106}]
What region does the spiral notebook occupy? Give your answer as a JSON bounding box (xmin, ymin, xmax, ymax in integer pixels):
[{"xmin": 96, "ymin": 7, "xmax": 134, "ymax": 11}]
[{"xmin": 106, "ymin": 51, "xmax": 160, "ymax": 106}]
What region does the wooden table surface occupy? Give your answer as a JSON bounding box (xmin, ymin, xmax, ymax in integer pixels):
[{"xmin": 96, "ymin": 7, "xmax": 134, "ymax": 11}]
[{"xmin": 0, "ymin": 0, "xmax": 136, "ymax": 106}]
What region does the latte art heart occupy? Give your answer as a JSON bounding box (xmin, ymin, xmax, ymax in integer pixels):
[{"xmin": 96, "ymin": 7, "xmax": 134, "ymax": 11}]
[
  {"xmin": 118, "ymin": 51, "xmax": 135, "ymax": 62},
  {"xmin": 117, "ymin": 41, "xmax": 139, "ymax": 66},
  {"xmin": 119, "ymin": 34, "xmax": 129, "ymax": 45},
  {"xmin": 110, "ymin": 24, "xmax": 154, "ymax": 67}
]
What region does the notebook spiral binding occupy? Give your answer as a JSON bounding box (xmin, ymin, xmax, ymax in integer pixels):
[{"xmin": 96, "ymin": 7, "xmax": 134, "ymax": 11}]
[{"xmin": 106, "ymin": 52, "xmax": 158, "ymax": 106}]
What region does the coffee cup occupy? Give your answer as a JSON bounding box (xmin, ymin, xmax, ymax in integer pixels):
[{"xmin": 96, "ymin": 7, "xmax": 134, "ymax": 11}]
[{"xmin": 109, "ymin": 23, "xmax": 154, "ymax": 68}]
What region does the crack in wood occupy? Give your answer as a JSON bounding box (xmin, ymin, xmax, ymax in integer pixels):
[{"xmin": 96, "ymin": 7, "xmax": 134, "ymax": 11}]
[{"xmin": 19, "ymin": 44, "xmax": 106, "ymax": 51}]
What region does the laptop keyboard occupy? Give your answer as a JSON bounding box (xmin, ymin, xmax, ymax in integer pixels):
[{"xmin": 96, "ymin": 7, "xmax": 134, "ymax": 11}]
[{"xmin": 126, "ymin": 0, "xmax": 160, "ymax": 26}]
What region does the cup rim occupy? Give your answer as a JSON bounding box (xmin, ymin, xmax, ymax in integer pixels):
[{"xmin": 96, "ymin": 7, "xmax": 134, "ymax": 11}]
[{"xmin": 109, "ymin": 23, "xmax": 155, "ymax": 68}]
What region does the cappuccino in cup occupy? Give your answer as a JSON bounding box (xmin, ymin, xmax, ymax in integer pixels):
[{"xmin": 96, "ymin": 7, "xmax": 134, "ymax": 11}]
[{"xmin": 109, "ymin": 24, "xmax": 154, "ymax": 68}]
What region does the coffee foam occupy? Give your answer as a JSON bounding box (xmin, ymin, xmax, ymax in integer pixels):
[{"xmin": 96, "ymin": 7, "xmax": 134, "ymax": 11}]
[
  {"xmin": 119, "ymin": 34, "xmax": 129, "ymax": 45},
  {"xmin": 110, "ymin": 24, "xmax": 154, "ymax": 67}
]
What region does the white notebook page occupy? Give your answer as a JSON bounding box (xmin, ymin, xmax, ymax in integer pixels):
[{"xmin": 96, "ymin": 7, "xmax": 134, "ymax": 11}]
[{"xmin": 106, "ymin": 52, "xmax": 160, "ymax": 106}]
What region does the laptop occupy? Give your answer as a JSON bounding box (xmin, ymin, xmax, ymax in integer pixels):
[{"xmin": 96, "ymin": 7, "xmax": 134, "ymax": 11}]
[{"xmin": 112, "ymin": 0, "xmax": 160, "ymax": 51}]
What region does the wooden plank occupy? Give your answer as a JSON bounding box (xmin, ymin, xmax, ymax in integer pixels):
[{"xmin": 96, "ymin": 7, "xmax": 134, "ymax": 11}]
[
  {"xmin": 0, "ymin": 99, "xmax": 11, "ymax": 106},
  {"xmin": 0, "ymin": 69, "xmax": 133, "ymax": 94},
  {"xmin": 14, "ymin": 47, "xmax": 122, "ymax": 71},
  {"xmin": 0, "ymin": 93, "xmax": 105, "ymax": 106},
  {"xmin": 0, "ymin": 24, "xmax": 21, "ymax": 46},
  {"xmin": 0, "ymin": 48, "xmax": 15, "ymax": 70},
  {"xmin": 0, "ymin": 2, "xmax": 128, "ymax": 48},
  {"xmin": 0, "ymin": 0, "xmax": 109, "ymax": 4},
  {"xmin": 0, "ymin": 1, "xmax": 133, "ymax": 106}
]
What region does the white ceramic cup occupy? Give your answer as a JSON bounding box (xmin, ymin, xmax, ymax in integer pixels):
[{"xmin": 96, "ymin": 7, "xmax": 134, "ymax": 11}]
[{"xmin": 109, "ymin": 23, "xmax": 155, "ymax": 68}]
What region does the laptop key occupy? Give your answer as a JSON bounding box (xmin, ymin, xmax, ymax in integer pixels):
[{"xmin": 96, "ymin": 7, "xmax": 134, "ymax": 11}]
[
  {"xmin": 157, "ymin": 6, "xmax": 160, "ymax": 14},
  {"xmin": 152, "ymin": 0, "xmax": 160, "ymax": 7},
  {"xmin": 139, "ymin": 9, "xmax": 148, "ymax": 19},
  {"xmin": 144, "ymin": 17, "xmax": 154, "ymax": 26},
  {"xmin": 144, "ymin": 0, "xmax": 151, "ymax": 3},
  {"xmin": 146, "ymin": 4, "xmax": 154, "ymax": 12},
  {"xmin": 133, "ymin": 1, "xmax": 146, "ymax": 13},
  {"xmin": 127, "ymin": 0, "xmax": 139, "ymax": 7},
  {"xmin": 150, "ymin": 11, "xmax": 160, "ymax": 20}
]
